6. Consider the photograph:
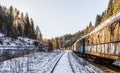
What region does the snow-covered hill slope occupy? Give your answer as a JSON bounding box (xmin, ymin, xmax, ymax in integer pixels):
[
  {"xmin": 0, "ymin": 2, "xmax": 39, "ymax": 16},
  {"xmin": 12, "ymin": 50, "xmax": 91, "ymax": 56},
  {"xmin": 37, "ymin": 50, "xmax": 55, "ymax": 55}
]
[
  {"xmin": 0, "ymin": 50, "xmax": 63, "ymax": 73},
  {"xmin": 0, "ymin": 33, "xmax": 42, "ymax": 46},
  {"xmin": 0, "ymin": 33, "xmax": 47, "ymax": 61}
]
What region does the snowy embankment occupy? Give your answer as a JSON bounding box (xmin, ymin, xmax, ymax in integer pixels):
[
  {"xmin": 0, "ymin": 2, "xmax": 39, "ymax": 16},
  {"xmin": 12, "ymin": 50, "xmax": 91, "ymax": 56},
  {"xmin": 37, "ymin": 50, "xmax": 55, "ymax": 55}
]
[
  {"xmin": 68, "ymin": 52, "xmax": 90, "ymax": 73},
  {"xmin": 69, "ymin": 51, "xmax": 104, "ymax": 73},
  {"xmin": 0, "ymin": 50, "xmax": 63, "ymax": 73},
  {"xmin": 0, "ymin": 33, "xmax": 47, "ymax": 61},
  {"xmin": 0, "ymin": 33, "xmax": 45, "ymax": 49}
]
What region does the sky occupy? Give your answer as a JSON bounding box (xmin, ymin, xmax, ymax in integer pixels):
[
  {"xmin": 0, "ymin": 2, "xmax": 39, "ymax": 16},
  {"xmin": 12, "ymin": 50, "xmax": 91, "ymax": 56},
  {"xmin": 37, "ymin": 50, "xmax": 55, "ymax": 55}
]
[{"xmin": 0, "ymin": 0, "xmax": 109, "ymax": 39}]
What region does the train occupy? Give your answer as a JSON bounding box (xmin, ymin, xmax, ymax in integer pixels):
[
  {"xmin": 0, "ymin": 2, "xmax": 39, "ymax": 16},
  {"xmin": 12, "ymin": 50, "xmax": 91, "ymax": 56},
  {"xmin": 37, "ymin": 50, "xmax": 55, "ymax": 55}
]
[{"xmin": 72, "ymin": 12, "xmax": 120, "ymax": 64}]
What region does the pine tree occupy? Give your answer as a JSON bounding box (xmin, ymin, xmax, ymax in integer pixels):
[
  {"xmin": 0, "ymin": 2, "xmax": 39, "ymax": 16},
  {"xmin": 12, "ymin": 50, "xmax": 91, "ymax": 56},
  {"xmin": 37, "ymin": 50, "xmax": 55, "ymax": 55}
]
[
  {"xmin": 0, "ymin": 5, "xmax": 2, "ymax": 11},
  {"xmin": 9, "ymin": 6, "xmax": 13, "ymax": 16},
  {"xmin": 21, "ymin": 12, "xmax": 24, "ymax": 19},
  {"xmin": 101, "ymin": 11, "xmax": 107, "ymax": 22},
  {"xmin": 48, "ymin": 40, "xmax": 53, "ymax": 51},
  {"xmin": 107, "ymin": 0, "xmax": 113, "ymax": 18},
  {"xmin": 24, "ymin": 13, "xmax": 31, "ymax": 37},
  {"xmin": 89, "ymin": 22, "xmax": 92, "ymax": 27},
  {"xmin": 35, "ymin": 26, "xmax": 40, "ymax": 35},
  {"xmin": 16, "ymin": 10, "xmax": 20, "ymax": 17},
  {"xmin": 55, "ymin": 37, "xmax": 59, "ymax": 49},
  {"xmin": 0, "ymin": 5, "xmax": 3, "ymax": 30},
  {"xmin": 17, "ymin": 24, "xmax": 22, "ymax": 36},
  {"xmin": 113, "ymin": 0, "xmax": 120, "ymax": 14},
  {"xmin": 35, "ymin": 26, "xmax": 42, "ymax": 40},
  {"xmin": 95, "ymin": 15, "xmax": 102, "ymax": 26},
  {"xmin": 30, "ymin": 18, "xmax": 35, "ymax": 38}
]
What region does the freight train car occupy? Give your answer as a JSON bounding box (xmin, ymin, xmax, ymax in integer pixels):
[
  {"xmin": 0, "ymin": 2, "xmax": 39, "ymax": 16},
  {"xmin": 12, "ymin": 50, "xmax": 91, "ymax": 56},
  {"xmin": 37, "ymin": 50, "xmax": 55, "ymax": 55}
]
[{"xmin": 72, "ymin": 12, "xmax": 120, "ymax": 63}]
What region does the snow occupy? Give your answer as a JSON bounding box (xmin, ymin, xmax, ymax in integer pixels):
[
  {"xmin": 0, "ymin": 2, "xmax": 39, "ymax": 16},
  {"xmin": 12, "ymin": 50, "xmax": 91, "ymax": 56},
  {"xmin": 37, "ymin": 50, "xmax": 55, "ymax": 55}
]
[
  {"xmin": 69, "ymin": 51, "xmax": 104, "ymax": 73},
  {"xmin": 68, "ymin": 52, "xmax": 90, "ymax": 73},
  {"xmin": 0, "ymin": 33, "xmax": 43, "ymax": 47},
  {"xmin": 0, "ymin": 50, "xmax": 62, "ymax": 73},
  {"xmin": 113, "ymin": 60, "xmax": 120, "ymax": 67},
  {"xmin": 36, "ymin": 51, "xmax": 64, "ymax": 73},
  {"xmin": 0, "ymin": 50, "xmax": 106, "ymax": 73},
  {"xmin": 53, "ymin": 51, "xmax": 73, "ymax": 73},
  {"xmin": 51, "ymin": 50, "xmax": 103, "ymax": 73},
  {"xmin": 0, "ymin": 33, "xmax": 4, "ymax": 37}
]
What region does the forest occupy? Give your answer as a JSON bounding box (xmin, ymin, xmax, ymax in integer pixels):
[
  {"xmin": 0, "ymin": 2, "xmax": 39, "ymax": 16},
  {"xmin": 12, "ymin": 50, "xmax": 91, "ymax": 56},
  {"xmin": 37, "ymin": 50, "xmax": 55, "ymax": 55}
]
[{"xmin": 0, "ymin": 5, "xmax": 42, "ymax": 41}]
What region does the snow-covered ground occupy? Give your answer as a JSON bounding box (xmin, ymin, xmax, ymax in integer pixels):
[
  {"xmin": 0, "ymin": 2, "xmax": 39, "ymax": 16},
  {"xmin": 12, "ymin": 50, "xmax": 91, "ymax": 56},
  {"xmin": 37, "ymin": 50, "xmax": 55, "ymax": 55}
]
[
  {"xmin": 52, "ymin": 50, "xmax": 104, "ymax": 73},
  {"xmin": 0, "ymin": 50, "xmax": 63, "ymax": 73},
  {"xmin": 52, "ymin": 51, "xmax": 73, "ymax": 73},
  {"xmin": 0, "ymin": 50, "xmax": 105, "ymax": 73},
  {"xmin": 1, "ymin": 50, "xmax": 119, "ymax": 73},
  {"xmin": 69, "ymin": 52, "xmax": 104, "ymax": 73}
]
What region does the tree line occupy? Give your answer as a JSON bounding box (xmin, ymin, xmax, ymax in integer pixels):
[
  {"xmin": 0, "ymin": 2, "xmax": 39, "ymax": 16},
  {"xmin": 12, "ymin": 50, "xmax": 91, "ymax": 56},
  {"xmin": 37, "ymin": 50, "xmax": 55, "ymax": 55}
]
[{"xmin": 0, "ymin": 5, "xmax": 42, "ymax": 41}]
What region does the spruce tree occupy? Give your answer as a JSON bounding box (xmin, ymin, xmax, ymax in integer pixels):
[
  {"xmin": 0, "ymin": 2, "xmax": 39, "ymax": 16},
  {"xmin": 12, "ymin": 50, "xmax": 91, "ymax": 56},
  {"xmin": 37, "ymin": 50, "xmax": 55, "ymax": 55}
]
[
  {"xmin": 0, "ymin": 5, "xmax": 2, "ymax": 11},
  {"xmin": 17, "ymin": 24, "xmax": 22, "ymax": 36},
  {"xmin": 16, "ymin": 10, "xmax": 20, "ymax": 16},
  {"xmin": 55, "ymin": 37, "xmax": 59, "ymax": 49},
  {"xmin": 89, "ymin": 22, "xmax": 92, "ymax": 27},
  {"xmin": 95, "ymin": 15, "xmax": 102, "ymax": 26},
  {"xmin": 9, "ymin": 6, "xmax": 13, "ymax": 16},
  {"xmin": 21, "ymin": 12, "xmax": 24, "ymax": 19},
  {"xmin": 113, "ymin": 0, "xmax": 120, "ymax": 14},
  {"xmin": 101, "ymin": 11, "xmax": 107, "ymax": 22},
  {"xmin": 30, "ymin": 18, "xmax": 35, "ymax": 38},
  {"xmin": 48, "ymin": 40, "xmax": 53, "ymax": 51},
  {"xmin": 24, "ymin": 13, "xmax": 31, "ymax": 37},
  {"xmin": 107, "ymin": 0, "xmax": 113, "ymax": 18},
  {"xmin": 35, "ymin": 26, "xmax": 42, "ymax": 40}
]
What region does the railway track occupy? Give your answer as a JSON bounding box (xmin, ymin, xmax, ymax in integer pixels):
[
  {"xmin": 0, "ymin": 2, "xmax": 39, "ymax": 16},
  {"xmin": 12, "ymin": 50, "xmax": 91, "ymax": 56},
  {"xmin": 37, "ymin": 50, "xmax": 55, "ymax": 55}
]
[
  {"xmin": 37, "ymin": 51, "xmax": 111, "ymax": 73},
  {"xmin": 50, "ymin": 51, "xmax": 104, "ymax": 73},
  {"xmin": 84, "ymin": 58, "xmax": 120, "ymax": 73},
  {"xmin": 50, "ymin": 51, "xmax": 76, "ymax": 73},
  {"xmin": 50, "ymin": 52, "xmax": 65, "ymax": 73},
  {"xmin": 96, "ymin": 64, "xmax": 120, "ymax": 73},
  {"xmin": 68, "ymin": 52, "xmax": 76, "ymax": 73},
  {"xmin": 75, "ymin": 53, "xmax": 120, "ymax": 73},
  {"xmin": 32, "ymin": 52, "xmax": 65, "ymax": 73}
]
